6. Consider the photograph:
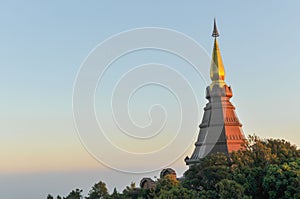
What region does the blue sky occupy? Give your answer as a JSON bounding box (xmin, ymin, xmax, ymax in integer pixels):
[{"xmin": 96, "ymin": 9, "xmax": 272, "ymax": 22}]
[{"xmin": 1, "ymin": 1, "xmax": 300, "ymax": 198}]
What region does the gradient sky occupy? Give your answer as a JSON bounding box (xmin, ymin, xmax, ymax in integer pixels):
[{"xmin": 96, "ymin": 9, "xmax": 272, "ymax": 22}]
[{"xmin": 1, "ymin": 1, "xmax": 300, "ymax": 198}]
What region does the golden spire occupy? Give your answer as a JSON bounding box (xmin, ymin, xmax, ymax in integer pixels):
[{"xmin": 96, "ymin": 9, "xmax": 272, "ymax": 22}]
[{"xmin": 210, "ymin": 19, "xmax": 225, "ymax": 83}]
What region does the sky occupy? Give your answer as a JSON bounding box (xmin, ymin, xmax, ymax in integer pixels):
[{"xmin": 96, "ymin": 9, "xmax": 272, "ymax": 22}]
[{"xmin": 1, "ymin": 1, "xmax": 300, "ymax": 198}]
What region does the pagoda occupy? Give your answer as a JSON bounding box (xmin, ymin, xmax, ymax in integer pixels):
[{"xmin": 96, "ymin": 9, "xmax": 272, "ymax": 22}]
[{"xmin": 185, "ymin": 20, "xmax": 246, "ymax": 165}]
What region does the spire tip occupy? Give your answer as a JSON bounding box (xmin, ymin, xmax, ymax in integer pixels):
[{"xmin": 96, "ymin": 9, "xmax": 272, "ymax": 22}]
[{"xmin": 212, "ymin": 18, "xmax": 220, "ymax": 38}]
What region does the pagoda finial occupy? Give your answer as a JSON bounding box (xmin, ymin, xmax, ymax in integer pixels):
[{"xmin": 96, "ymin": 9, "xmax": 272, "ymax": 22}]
[
  {"xmin": 212, "ymin": 18, "xmax": 219, "ymax": 37},
  {"xmin": 210, "ymin": 19, "xmax": 225, "ymax": 82}
]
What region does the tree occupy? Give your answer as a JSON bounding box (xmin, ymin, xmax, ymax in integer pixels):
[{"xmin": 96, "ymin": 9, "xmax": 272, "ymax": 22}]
[
  {"xmin": 216, "ymin": 179, "xmax": 245, "ymax": 199},
  {"xmin": 266, "ymin": 138, "xmax": 300, "ymax": 164},
  {"xmin": 230, "ymin": 136, "xmax": 300, "ymax": 198},
  {"xmin": 262, "ymin": 158, "xmax": 300, "ymax": 199},
  {"xmin": 182, "ymin": 136, "xmax": 300, "ymax": 198},
  {"xmin": 64, "ymin": 189, "xmax": 83, "ymax": 199},
  {"xmin": 197, "ymin": 190, "xmax": 219, "ymax": 199},
  {"xmin": 46, "ymin": 136, "xmax": 300, "ymax": 199},
  {"xmin": 109, "ymin": 188, "xmax": 122, "ymax": 199},
  {"xmin": 47, "ymin": 194, "xmax": 63, "ymax": 199},
  {"xmin": 86, "ymin": 181, "xmax": 109, "ymax": 199},
  {"xmin": 122, "ymin": 182, "xmax": 142, "ymax": 199},
  {"xmin": 183, "ymin": 153, "xmax": 232, "ymax": 191},
  {"xmin": 231, "ymin": 165, "xmax": 264, "ymax": 198},
  {"xmin": 47, "ymin": 194, "xmax": 54, "ymax": 199},
  {"xmin": 231, "ymin": 136, "xmax": 300, "ymax": 168},
  {"xmin": 156, "ymin": 186, "xmax": 199, "ymax": 199}
]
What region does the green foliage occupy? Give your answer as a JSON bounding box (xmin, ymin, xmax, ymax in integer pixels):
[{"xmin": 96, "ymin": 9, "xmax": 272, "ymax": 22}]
[
  {"xmin": 109, "ymin": 188, "xmax": 122, "ymax": 199},
  {"xmin": 197, "ymin": 190, "xmax": 219, "ymax": 199},
  {"xmin": 64, "ymin": 189, "xmax": 83, "ymax": 199},
  {"xmin": 183, "ymin": 136, "xmax": 300, "ymax": 199},
  {"xmin": 86, "ymin": 181, "xmax": 109, "ymax": 199},
  {"xmin": 230, "ymin": 136, "xmax": 300, "ymax": 198},
  {"xmin": 156, "ymin": 174, "xmax": 179, "ymax": 191},
  {"xmin": 216, "ymin": 179, "xmax": 245, "ymax": 199},
  {"xmin": 232, "ymin": 165, "xmax": 264, "ymax": 197},
  {"xmin": 182, "ymin": 153, "xmax": 232, "ymax": 191},
  {"xmin": 155, "ymin": 186, "xmax": 198, "ymax": 199},
  {"xmin": 231, "ymin": 136, "xmax": 300, "ymax": 168},
  {"xmin": 47, "ymin": 136, "xmax": 300, "ymax": 199},
  {"xmin": 47, "ymin": 194, "xmax": 54, "ymax": 199},
  {"xmin": 262, "ymin": 159, "xmax": 300, "ymax": 199},
  {"xmin": 47, "ymin": 194, "xmax": 63, "ymax": 199},
  {"xmin": 121, "ymin": 182, "xmax": 142, "ymax": 199},
  {"xmin": 153, "ymin": 173, "xmax": 199, "ymax": 199}
]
